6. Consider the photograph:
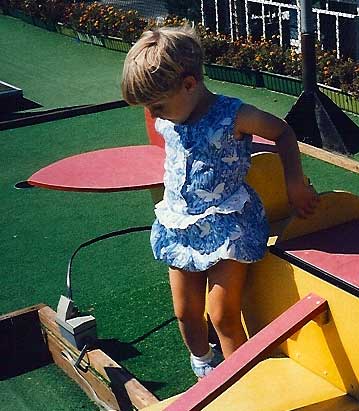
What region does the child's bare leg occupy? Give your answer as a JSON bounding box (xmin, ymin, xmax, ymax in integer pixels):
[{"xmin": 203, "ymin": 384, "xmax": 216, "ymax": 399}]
[
  {"xmin": 207, "ymin": 260, "xmax": 247, "ymax": 359},
  {"xmin": 169, "ymin": 267, "xmax": 209, "ymax": 356}
]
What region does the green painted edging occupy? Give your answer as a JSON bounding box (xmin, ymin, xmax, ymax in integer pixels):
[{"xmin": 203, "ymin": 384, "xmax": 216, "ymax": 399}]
[
  {"xmin": 7, "ymin": 8, "xmax": 25, "ymax": 19},
  {"xmin": 261, "ymin": 71, "xmax": 303, "ymax": 97},
  {"xmin": 32, "ymin": 17, "xmax": 56, "ymax": 32},
  {"xmin": 76, "ymin": 31, "xmax": 104, "ymax": 47},
  {"xmin": 102, "ymin": 36, "xmax": 132, "ymax": 53},
  {"xmin": 204, "ymin": 63, "xmax": 262, "ymax": 87},
  {"xmin": 319, "ymin": 85, "xmax": 359, "ymax": 115},
  {"xmin": 205, "ymin": 63, "xmax": 359, "ymax": 115},
  {"xmin": 56, "ymin": 23, "xmax": 77, "ymax": 39}
]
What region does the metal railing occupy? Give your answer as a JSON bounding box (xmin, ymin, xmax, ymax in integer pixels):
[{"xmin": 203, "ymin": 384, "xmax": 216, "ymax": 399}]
[{"xmin": 201, "ymin": 0, "xmax": 359, "ymax": 59}]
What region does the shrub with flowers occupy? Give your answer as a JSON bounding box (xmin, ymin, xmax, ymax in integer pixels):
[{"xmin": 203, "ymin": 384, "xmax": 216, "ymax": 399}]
[
  {"xmin": 198, "ymin": 29, "xmax": 359, "ymax": 97},
  {"xmin": 109, "ymin": 9, "xmax": 146, "ymax": 43},
  {"xmin": 200, "ymin": 30, "xmax": 231, "ymax": 64},
  {"xmin": 24, "ymin": 0, "xmax": 66, "ymax": 23},
  {"xmin": 215, "ymin": 36, "xmax": 258, "ymax": 70},
  {"xmin": 95, "ymin": 5, "xmax": 121, "ymax": 37},
  {"xmin": 66, "ymin": 1, "xmax": 88, "ymax": 31},
  {"xmin": 64, "ymin": 2, "xmax": 146, "ymax": 41},
  {"xmin": 0, "ymin": 0, "xmax": 23, "ymax": 12},
  {"xmin": 58, "ymin": 1, "xmax": 77, "ymax": 28},
  {"xmin": 70, "ymin": 2, "xmax": 105, "ymax": 35},
  {"xmin": 317, "ymin": 49, "xmax": 359, "ymax": 97},
  {"xmin": 205, "ymin": 34, "xmax": 298, "ymax": 76},
  {"xmin": 146, "ymin": 15, "xmax": 189, "ymax": 31},
  {"xmin": 2, "ymin": 0, "xmax": 359, "ymax": 98}
]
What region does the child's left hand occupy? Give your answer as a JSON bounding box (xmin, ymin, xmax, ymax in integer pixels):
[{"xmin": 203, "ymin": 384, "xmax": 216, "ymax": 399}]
[{"xmin": 287, "ymin": 181, "xmax": 320, "ymax": 218}]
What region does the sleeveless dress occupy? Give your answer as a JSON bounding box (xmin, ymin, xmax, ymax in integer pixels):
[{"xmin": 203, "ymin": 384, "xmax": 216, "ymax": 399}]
[{"xmin": 150, "ymin": 94, "xmax": 269, "ymax": 272}]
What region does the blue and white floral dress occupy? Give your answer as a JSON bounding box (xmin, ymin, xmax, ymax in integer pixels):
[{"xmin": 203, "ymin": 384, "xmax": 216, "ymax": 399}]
[{"xmin": 150, "ymin": 95, "xmax": 269, "ymax": 272}]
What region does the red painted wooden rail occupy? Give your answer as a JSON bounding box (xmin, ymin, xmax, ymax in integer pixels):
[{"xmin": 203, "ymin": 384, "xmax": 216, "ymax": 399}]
[{"xmin": 164, "ymin": 293, "xmax": 328, "ymax": 411}]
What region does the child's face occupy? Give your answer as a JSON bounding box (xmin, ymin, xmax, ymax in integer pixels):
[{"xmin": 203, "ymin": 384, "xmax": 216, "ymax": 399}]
[{"xmin": 146, "ymin": 77, "xmax": 197, "ymax": 124}]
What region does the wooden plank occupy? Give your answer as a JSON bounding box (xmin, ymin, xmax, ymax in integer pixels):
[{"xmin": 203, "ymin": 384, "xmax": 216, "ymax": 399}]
[
  {"xmin": 246, "ymin": 152, "xmax": 291, "ymax": 222},
  {"xmin": 163, "ymin": 293, "xmax": 328, "ymax": 411},
  {"xmin": 0, "ymin": 303, "xmax": 45, "ymax": 320},
  {"xmin": 38, "ymin": 306, "xmax": 159, "ymax": 410},
  {"xmin": 298, "ymin": 141, "xmax": 359, "ymax": 174},
  {"xmin": 88, "ymin": 350, "xmax": 160, "ymax": 409},
  {"xmin": 45, "ymin": 327, "xmax": 124, "ymax": 410},
  {"xmin": 279, "ymin": 191, "xmax": 359, "ymax": 242},
  {"xmin": 0, "ymin": 304, "xmax": 52, "ymax": 379}
]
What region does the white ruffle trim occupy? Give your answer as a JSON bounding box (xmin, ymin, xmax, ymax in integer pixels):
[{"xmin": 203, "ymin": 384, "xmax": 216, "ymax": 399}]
[
  {"xmin": 155, "ymin": 185, "xmax": 250, "ymax": 229},
  {"xmin": 160, "ymin": 239, "xmax": 251, "ymax": 271}
]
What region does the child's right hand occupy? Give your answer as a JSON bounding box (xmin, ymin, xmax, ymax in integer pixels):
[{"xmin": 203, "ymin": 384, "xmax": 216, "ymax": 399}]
[{"xmin": 287, "ymin": 180, "xmax": 320, "ymax": 218}]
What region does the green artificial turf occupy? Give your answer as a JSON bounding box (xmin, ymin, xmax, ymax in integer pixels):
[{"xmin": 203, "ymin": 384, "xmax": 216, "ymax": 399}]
[
  {"xmin": 0, "ymin": 364, "xmax": 99, "ymax": 410},
  {"xmin": 0, "ymin": 15, "xmax": 125, "ymax": 109},
  {"xmin": 0, "ymin": 106, "xmax": 198, "ymax": 403},
  {"xmin": 1, "ymin": 13, "xmax": 359, "ymax": 410}
]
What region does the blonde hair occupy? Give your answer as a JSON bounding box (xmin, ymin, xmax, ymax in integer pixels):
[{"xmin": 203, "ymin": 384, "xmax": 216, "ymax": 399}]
[{"xmin": 121, "ymin": 25, "xmax": 203, "ymax": 105}]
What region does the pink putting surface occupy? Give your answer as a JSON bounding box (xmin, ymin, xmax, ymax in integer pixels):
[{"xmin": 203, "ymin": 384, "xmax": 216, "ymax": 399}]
[
  {"xmin": 277, "ymin": 220, "xmax": 359, "ymax": 288},
  {"xmin": 28, "ymin": 145, "xmax": 166, "ymax": 192},
  {"xmin": 27, "ymin": 136, "xmax": 275, "ymax": 192},
  {"xmin": 252, "ymin": 135, "xmax": 277, "ymax": 153}
]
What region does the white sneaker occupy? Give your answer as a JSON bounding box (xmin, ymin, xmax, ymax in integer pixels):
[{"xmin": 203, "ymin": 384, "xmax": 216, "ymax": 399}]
[{"xmin": 190, "ymin": 348, "xmax": 223, "ymax": 379}]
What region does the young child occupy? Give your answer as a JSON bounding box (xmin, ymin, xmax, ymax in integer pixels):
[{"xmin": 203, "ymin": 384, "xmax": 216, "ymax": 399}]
[{"xmin": 121, "ymin": 25, "xmax": 318, "ymax": 379}]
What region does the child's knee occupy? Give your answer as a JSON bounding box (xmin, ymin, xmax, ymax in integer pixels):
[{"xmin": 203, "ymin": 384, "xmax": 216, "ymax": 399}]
[
  {"xmin": 209, "ymin": 309, "xmax": 241, "ymax": 335},
  {"xmin": 174, "ymin": 305, "xmax": 205, "ymax": 324}
]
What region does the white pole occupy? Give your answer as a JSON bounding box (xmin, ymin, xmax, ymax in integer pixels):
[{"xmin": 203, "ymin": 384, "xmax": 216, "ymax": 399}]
[
  {"xmin": 296, "ymin": 0, "xmax": 301, "ymax": 52},
  {"xmin": 262, "ymin": 1, "xmax": 266, "ymax": 38},
  {"xmin": 279, "ymin": 6, "xmax": 283, "ymax": 47},
  {"xmin": 201, "ymin": 0, "xmax": 204, "ymax": 26},
  {"xmin": 233, "ymin": 0, "xmax": 239, "ymax": 39},
  {"xmin": 245, "ymin": 0, "xmax": 250, "ymax": 39},
  {"xmin": 335, "ymin": 14, "xmax": 340, "ymax": 58},
  {"xmin": 229, "ymin": 0, "xmax": 234, "ymax": 41},
  {"xmin": 316, "ymin": 10, "xmax": 321, "ymax": 43}
]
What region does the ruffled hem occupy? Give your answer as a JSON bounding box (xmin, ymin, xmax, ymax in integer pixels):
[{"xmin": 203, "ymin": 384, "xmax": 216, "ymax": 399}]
[
  {"xmin": 150, "ymin": 195, "xmax": 269, "ymax": 272},
  {"xmin": 155, "ymin": 240, "xmax": 262, "ymax": 272},
  {"xmin": 155, "ymin": 185, "xmax": 250, "ymax": 229}
]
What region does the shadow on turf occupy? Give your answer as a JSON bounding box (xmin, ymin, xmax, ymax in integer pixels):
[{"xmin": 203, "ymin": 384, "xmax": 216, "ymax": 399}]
[
  {"xmin": 96, "ymin": 317, "xmax": 176, "ymax": 396},
  {"xmin": 96, "ymin": 316, "xmax": 177, "ymax": 363}
]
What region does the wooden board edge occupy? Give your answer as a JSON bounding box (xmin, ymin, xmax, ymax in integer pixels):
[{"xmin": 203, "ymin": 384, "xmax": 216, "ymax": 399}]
[
  {"xmin": 0, "ymin": 303, "xmax": 46, "ymax": 321},
  {"xmin": 278, "ymin": 191, "xmax": 359, "ymax": 241},
  {"xmin": 45, "ymin": 327, "xmax": 122, "ymax": 410},
  {"xmin": 298, "ymin": 142, "xmax": 359, "ymax": 174},
  {"xmin": 163, "ymin": 293, "xmax": 328, "ymax": 411},
  {"xmin": 38, "ymin": 305, "xmax": 159, "ymax": 410}
]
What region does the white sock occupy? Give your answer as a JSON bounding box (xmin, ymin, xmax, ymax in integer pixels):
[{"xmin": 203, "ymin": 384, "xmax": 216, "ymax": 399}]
[{"xmin": 190, "ymin": 346, "xmax": 213, "ymax": 367}]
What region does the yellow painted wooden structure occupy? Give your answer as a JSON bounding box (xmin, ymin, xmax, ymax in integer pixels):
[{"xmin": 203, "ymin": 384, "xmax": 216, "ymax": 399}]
[
  {"xmin": 6, "ymin": 151, "xmax": 358, "ymax": 411},
  {"xmin": 142, "ymin": 153, "xmax": 359, "ymax": 411}
]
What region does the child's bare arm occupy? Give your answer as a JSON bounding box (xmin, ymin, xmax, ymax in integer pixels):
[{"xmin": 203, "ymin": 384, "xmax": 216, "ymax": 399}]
[{"xmin": 234, "ymin": 104, "xmax": 319, "ymax": 217}]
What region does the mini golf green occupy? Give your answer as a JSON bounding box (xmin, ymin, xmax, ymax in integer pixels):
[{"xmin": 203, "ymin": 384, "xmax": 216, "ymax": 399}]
[{"xmin": 1, "ymin": 12, "xmax": 359, "ymax": 411}]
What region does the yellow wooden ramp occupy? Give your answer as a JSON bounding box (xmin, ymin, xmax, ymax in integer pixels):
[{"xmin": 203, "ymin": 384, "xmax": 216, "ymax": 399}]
[{"xmin": 143, "ymin": 358, "xmax": 359, "ymax": 411}]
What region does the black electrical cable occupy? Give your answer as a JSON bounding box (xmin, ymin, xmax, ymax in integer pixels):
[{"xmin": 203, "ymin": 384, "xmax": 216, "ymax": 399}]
[{"xmin": 66, "ymin": 225, "xmax": 152, "ymax": 300}]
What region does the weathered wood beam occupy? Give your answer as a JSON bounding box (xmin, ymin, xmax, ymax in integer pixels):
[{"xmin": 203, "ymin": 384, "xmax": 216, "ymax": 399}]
[
  {"xmin": 38, "ymin": 306, "xmax": 159, "ymax": 411},
  {"xmin": 298, "ymin": 141, "xmax": 359, "ymax": 174}
]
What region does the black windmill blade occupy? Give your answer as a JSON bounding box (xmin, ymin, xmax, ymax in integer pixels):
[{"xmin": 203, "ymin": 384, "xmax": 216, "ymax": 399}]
[
  {"xmin": 286, "ymin": 89, "xmax": 359, "ymax": 155},
  {"xmin": 285, "ymin": 0, "xmax": 359, "ymax": 156}
]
